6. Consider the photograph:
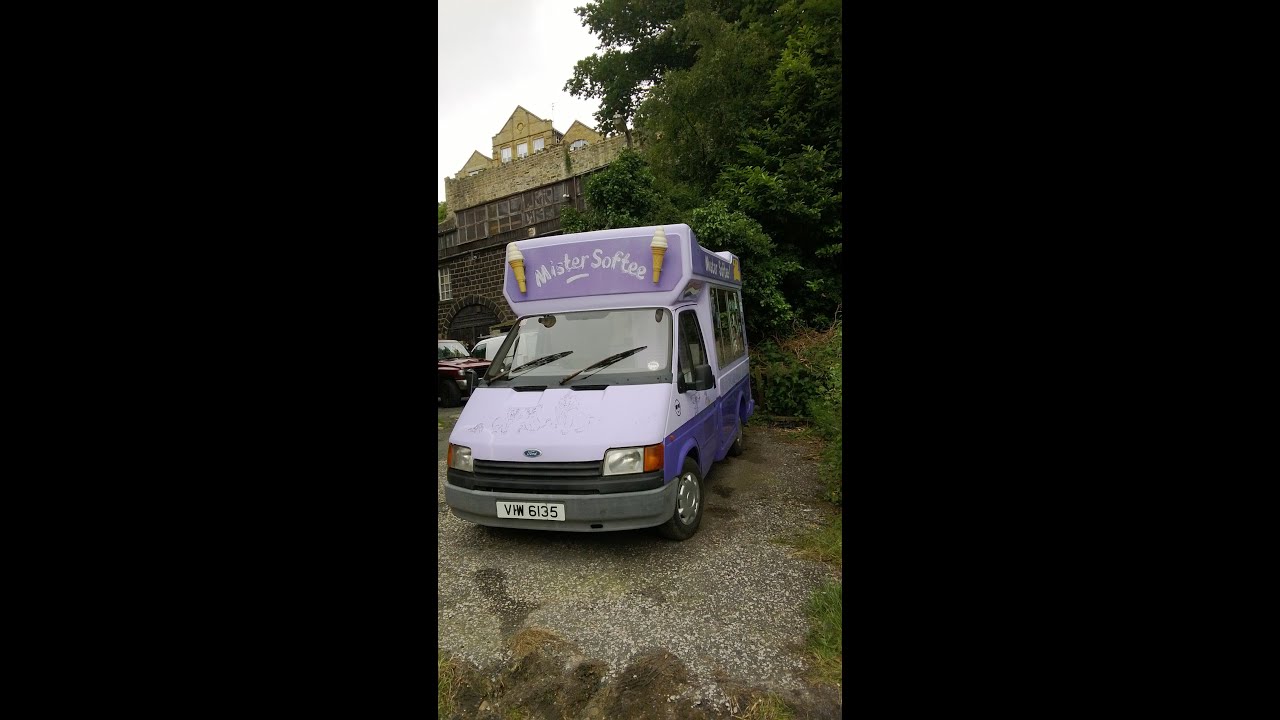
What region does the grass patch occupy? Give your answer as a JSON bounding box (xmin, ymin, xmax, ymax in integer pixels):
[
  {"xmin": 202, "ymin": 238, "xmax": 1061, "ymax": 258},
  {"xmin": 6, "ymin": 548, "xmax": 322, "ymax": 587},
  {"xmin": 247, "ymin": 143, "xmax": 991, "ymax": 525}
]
[
  {"xmin": 804, "ymin": 581, "xmax": 842, "ymax": 689},
  {"xmin": 816, "ymin": 431, "xmax": 841, "ymax": 505},
  {"xmin": 734, "ymin": 692, "xmax": 795, "ymax": 719},
  {"xmin": 438, "ymin": 651, "xmax": 463, "ymax": 718},
  {"xmin": 785, "ymin": 514, "xmax": 842, "ymax": 567}
]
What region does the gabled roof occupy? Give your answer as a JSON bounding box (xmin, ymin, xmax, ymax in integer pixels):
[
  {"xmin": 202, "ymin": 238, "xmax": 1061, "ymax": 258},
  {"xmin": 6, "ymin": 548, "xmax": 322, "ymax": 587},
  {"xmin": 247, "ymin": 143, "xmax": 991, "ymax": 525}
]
[
  {"xmin": 459, "ymin": 150, "xmax": 490, "ymax": 175},
  {"xmin": 494, "ymin": 105, "xmax": 547, "ymax": 137}
]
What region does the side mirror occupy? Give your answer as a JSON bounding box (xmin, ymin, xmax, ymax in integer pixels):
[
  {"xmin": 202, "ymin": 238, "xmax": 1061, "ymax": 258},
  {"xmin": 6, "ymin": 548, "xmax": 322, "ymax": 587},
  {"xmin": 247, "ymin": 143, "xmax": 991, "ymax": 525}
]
[
  {"xmin": 692, "ymin": 364, "xmax": 715, "ymax": 391},
  {"xmin": 678, "ymin": 364, "xmax": 715, "ymax": 393}
]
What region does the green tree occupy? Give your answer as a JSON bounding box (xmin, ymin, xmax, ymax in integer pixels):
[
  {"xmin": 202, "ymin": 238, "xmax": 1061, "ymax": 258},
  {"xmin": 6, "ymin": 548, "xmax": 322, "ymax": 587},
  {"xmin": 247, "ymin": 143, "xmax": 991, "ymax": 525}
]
[
  {"xmin": 633, "ymin": 9, "xmax": 775, "ymax": 193},
  {"xmin": 566, "ymin": 0, "xmax": 843, "ymax": 336},
  {"xmin": 437, "ymin": 201, "xmax": 448, "ymax": 224},
  {"xmin": 689, "ymin": 202, "xmax": 799, "ymax": 339},
  {"xmin": 564, "ymin": 0, "xmax": 697, "ymax": 134},
  {"xmin": 561, "ymin": 150, "xmax": 674, "ymax": 233},
  {"xmin": 714, "ymin": 2, "xmax": 843, "ymax": 326}
]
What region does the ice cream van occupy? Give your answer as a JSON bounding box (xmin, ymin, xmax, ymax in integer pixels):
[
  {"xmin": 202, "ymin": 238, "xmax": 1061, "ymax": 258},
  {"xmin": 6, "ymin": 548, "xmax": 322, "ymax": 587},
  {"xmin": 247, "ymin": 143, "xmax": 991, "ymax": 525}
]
[{"xmin": 444, "ymin": 223, "xmax": 753, "ymax": 540}]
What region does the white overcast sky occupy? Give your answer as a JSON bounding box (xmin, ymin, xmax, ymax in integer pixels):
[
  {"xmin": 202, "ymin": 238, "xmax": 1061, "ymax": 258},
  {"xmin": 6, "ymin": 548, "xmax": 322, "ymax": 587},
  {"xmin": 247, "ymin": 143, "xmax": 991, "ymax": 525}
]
[{"xmin": 438, "ymin": 1, "xmax": 604, "ymax": 203}]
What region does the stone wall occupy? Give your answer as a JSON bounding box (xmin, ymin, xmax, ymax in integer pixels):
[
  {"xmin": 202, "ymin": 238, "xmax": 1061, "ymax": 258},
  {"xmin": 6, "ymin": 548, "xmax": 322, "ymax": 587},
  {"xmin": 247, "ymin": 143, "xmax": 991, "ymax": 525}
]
[
  {"xmin": 438, "ymin": 244, "xmax": 514, "ymax": 338},
  {"xmin": 444, "ymin": 134, "xmax": 627, "ymax": 214}
]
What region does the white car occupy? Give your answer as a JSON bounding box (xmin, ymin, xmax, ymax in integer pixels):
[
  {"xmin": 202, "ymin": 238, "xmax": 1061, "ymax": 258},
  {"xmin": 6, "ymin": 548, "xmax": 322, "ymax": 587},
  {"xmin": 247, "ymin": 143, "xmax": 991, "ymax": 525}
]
[{"xmin": 470, "ymin": 334, "xmax": 507, "ymax": 361}]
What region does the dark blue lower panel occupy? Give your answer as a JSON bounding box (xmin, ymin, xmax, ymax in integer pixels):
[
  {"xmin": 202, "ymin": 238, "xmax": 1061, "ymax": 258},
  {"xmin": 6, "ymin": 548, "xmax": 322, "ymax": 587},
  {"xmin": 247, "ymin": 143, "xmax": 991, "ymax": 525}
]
[{"xmin": 665, "ymin": 374, "xmax": 753, "ymax": 480}]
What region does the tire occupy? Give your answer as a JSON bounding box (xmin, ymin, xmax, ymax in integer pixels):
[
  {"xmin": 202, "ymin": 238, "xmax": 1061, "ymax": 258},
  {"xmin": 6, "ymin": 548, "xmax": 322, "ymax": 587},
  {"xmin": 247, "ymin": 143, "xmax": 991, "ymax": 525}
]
[
  {"xmin": 439, "ymin": 378, "xmax": 461, "ymax": 408},
  {"xmin": 658, "ymin": 458, "xmax": 704, "ymax": 540},
  {"xmin": 728, "ymin": 416, "xmax": 744, "ymax": 457}
]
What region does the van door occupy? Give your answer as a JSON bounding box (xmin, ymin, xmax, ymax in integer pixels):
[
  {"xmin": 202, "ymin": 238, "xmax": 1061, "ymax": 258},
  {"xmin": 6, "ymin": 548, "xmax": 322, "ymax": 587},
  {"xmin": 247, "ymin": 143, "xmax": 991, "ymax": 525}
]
[{"xmin": 676, "ymin": 309, "xmax": 721, "ymax": 472}]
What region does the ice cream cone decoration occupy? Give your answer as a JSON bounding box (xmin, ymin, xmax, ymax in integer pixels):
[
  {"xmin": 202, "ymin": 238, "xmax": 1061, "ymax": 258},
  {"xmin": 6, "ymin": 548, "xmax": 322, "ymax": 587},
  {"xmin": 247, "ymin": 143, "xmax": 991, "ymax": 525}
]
[
  {"xmin": 507, "ymin": 243, "xmax": 527, "ymax": 293},
  {"xmin": 650, "ymin": 227, "xmax": 668, "ymax": 284},
  {"xmin": 733, "ymin": 258, "xmax": 740, "ymax": 281}
]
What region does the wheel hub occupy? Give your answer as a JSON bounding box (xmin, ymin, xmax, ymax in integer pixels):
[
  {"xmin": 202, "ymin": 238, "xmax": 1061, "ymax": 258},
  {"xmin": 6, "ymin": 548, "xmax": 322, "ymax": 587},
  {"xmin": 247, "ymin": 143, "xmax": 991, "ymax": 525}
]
[{"xmin": 676, "ymin": 472, "xmax": 700, "ymax": 524}]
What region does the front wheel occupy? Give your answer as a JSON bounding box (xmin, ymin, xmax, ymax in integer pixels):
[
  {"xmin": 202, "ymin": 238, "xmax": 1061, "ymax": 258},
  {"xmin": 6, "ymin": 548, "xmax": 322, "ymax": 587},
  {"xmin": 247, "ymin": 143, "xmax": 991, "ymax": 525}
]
[
  {"xmin": 439, "ymin": 378, "xmax": 461, "ymax": 407},
  {"xmin": 658, "ymin": 458, "xmax": 703, "ymax": 540}
]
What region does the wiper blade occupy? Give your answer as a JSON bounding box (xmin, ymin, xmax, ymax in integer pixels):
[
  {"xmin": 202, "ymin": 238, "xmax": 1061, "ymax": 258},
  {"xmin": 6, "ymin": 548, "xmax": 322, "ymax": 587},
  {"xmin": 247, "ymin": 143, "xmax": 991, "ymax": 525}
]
[
  {"xmin": 489, "ymin": 351, "xmax": 574, "ymax": 383},
  {"xmin": 559, "ymin": 346, "xmax": 647, "ymax": 385}
]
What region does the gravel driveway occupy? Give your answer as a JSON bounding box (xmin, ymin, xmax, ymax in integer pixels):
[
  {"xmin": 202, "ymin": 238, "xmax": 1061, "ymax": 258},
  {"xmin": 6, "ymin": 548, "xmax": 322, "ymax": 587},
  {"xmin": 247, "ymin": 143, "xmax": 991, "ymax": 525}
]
[{"xmin": 438, "ymin": 419, "xmax": 841, "ymax": 718}]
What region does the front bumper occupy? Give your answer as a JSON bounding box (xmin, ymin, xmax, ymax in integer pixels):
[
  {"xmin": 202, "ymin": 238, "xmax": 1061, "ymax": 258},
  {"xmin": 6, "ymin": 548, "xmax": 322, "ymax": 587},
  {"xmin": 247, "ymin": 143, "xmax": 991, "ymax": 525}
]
[{"xmin": 444, "ymin": 481, "xmax": 676, "ymax": 532}]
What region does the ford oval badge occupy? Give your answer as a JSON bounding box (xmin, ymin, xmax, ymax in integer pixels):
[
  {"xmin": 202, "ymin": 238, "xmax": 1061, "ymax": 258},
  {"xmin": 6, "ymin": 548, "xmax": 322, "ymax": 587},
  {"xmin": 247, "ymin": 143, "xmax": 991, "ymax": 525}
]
[{"xmin": 524, "ymin": 449, "xmax": 541, "ymax": 458}]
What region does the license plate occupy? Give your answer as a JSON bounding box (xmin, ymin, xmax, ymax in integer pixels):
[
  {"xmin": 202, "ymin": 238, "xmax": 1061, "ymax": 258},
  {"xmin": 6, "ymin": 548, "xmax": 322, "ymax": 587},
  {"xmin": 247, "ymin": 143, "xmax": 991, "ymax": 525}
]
[{"xmin": 496, "ymin": 501, "xmax": 565, "ymax": 521}]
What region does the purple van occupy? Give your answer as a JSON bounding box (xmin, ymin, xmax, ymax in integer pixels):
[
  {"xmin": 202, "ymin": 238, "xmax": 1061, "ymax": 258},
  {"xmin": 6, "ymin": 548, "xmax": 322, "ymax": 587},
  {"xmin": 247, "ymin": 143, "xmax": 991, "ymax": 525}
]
[{"xmin": 444, "ymin": 224, "xmax": 753, "ymax": 540}]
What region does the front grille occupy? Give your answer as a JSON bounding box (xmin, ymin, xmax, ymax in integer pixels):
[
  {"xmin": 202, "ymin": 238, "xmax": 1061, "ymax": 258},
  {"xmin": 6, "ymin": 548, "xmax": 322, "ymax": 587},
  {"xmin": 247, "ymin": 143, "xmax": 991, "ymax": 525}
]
[
  {"xmin": 472, "ymin": 459, "xmax": 601, "ymax": 478},
  {"xmin": 448, "ymin": 462, "xmax": 664, "ymax": 495},
  {"xmin": 475, "ymin": 485, "xmax": 602, "ymax": 495}
]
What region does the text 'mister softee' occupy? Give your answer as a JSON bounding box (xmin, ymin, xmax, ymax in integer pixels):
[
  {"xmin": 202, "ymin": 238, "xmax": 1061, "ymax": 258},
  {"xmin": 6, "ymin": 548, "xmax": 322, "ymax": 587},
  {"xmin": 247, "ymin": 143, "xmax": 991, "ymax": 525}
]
[{"xmin": 535, "ymin": 248, "xmax": 648, "ymax": 287}]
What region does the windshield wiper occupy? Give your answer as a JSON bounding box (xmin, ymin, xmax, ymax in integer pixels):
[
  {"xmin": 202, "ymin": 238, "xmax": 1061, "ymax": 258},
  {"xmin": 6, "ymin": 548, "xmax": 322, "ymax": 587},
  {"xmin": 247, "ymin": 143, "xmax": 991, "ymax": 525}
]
[
  {"xmin": 488, "ymin": 351, "xmax": 574, "ymax": 383},
  {"xmin": 559, "ymin": 346, "xmax": 647, "ymax": 385}
]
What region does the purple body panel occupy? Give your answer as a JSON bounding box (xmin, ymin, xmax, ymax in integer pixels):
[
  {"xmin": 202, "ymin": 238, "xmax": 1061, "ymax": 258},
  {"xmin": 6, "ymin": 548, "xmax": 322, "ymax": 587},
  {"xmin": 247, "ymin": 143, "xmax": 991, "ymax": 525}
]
[
  {"xmin": 664, "ymin": 375, "xmax": 753, "ymax": 483},
  {"xmin": 449, "ymin": 385, "xmax": 672, "ymax": 463},
  {"xmin": 504, "ymin": 224, "xmax": 732, "ymax": 316},
  {"xmin": 510, "ymin": 234, "xmax": 684, "ymax": 301},
  {"xmin": 691, "ymin": 245, "xmax": 741, "ymax": 286}
]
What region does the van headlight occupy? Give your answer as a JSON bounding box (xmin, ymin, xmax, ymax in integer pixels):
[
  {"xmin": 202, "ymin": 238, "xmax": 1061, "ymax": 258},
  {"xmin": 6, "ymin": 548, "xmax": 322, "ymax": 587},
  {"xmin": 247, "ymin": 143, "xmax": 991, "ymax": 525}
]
[
  {"xmin": 603, "ymin": 444, "xmax": 665, "ymax": 475},
  {"xmin": 603, "ymin": 447, "xmax": 643, "ymax": 476},
  {"xmin": 448, "ymin": 444, "xmax": 473, "ymax": 472}
]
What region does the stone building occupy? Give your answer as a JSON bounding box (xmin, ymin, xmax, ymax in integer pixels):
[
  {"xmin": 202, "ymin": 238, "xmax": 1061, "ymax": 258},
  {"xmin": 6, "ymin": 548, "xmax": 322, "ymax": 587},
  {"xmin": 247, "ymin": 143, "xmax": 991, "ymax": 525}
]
[{"xmin": 437, "ymin": 106, "xmax": 627, "ymax": 346}]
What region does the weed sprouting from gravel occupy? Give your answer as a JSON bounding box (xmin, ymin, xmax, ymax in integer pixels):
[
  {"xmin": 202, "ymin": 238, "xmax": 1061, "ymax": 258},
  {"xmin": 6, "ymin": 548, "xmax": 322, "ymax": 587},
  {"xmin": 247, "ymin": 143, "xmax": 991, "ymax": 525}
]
[
  {"xmin": 733, "ymin": 692, "xmax": 796, "ymax": 719},
  {"xmin": 509, "ymin": 626, "xmax": 567, "ymax": 658},
  {"xmin": 783, "ymin": 515, "xmax": 842, "ymax": 568},
  {"xmin": 804, "ymin": 581, "xmax": 842, "ymax": 691},
  {"xmin": 438, "ymin": 651, "xmax": 463, "ymax": 717}
]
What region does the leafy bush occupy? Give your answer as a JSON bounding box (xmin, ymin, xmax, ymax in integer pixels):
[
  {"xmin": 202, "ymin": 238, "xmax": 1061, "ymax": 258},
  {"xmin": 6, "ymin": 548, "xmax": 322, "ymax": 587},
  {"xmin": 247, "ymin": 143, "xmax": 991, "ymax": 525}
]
[
  {"xmin": 752, "ymin": 339, "xmax": 825, "ymax": 417},
  {"xmin": 806, "ymin": 322, "xmax": 842, "ymax": 505},
  {"xmin": 689, "ymin": 202, "xmax": 800, "ymax": 340},
  {"xmin": 752, "ymin": 321, "xmax": 842, "ymax": 504},
  {"xmin": 560, "ymin": 149, "xmax": 677, "ymax": 234},
  {"xmin": 752, "ymin": 321, "xmax": 841, "ymax": 418}
]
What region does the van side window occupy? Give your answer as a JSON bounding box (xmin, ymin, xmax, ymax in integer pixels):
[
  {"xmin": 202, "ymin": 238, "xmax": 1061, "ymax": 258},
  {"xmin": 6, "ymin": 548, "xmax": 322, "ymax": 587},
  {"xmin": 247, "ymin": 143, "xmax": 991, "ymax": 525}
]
[
  {"xmin": 677, "ymin": 310, "xmax": 709, "ymax": 386},
  {"xmin": 710, "ymin": 287, "xmax": 746, "ymax": 365}
]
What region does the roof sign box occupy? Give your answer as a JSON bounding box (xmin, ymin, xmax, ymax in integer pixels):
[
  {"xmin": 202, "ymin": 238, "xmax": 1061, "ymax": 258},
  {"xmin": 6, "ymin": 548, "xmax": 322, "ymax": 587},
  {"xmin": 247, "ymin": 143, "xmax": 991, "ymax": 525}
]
[
  {"xmin": 693, "ymin": 245, "xmax": 736, "ymax": 284},
  {"xmin": 502, "ymin": 224, "xmax": 740, "ymax": 314}
]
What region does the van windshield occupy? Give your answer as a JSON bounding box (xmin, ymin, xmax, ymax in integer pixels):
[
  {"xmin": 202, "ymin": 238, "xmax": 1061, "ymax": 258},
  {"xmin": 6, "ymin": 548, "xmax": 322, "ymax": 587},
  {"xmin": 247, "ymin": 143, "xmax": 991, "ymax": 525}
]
[{"xmin": 486, "ymin": 308, "xmax": 673, "ymax": 388}]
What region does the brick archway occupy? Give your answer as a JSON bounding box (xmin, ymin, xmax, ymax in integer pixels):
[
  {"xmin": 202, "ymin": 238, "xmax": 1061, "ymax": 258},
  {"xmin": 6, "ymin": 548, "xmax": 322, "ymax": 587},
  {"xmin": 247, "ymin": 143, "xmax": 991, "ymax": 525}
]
[{"xmin": 443, "ymin": 295, "xmax": 508, "ymax": 347}]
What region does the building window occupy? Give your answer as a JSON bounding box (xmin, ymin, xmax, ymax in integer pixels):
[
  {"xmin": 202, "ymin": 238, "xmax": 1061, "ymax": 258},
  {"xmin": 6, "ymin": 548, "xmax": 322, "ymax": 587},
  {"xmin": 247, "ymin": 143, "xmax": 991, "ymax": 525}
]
[
  {"xmin": 517, "ymin": 142, "xmax": 528, "ymax": 159},
  {"xmin": 533, "ymin": 138, "xmax": 544, "ymax": 153},
  {"xmin": 438, "ymin": 230, "xmax": 457, "ymax": 252},
  {"xmin": 472, "ymin": 182, "xmax": 574, "ymax": 239},
  {"xmin": 570, "ymin": 139, "xmax": 588, "ymax": 151},
  {"xmin": 501, "ymin": 147, "xmax": 512, "ymax": 163},
  {"xmin": 460, "ymin": 207, "xmax": 489, "ymax": 243},
  {"xmin": 439, "ymin": 268, "xmax": 452, "ymax": 300}
]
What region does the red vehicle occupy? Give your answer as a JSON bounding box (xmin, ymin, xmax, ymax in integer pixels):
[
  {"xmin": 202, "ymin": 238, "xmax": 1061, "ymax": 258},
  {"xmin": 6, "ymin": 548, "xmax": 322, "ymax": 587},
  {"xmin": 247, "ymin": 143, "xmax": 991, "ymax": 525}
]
[{"xmin": 438, "ymin": 339, "xmax": 490, "ymax": 407}]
